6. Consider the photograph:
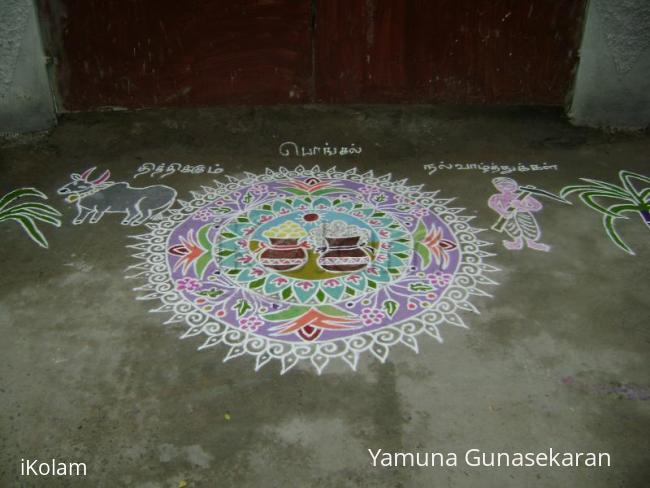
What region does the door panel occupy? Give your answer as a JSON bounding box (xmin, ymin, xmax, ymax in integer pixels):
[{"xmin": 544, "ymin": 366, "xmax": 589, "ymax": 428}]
[
  {"xmin": 38, "ymin": 0, "xmax": 585, "ymax": 110},
  {"xmin": 315, "ymin": 0, "xmax": 586, "ymax": 104},
  {"xmin": 39, "ymin": 0, "xmax": 313, "ymax": 110}
]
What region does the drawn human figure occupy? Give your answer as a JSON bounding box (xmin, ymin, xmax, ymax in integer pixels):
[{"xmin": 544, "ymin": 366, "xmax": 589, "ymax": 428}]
[{"xmin": 488, "ymin": 177, "xmax": 550, "ymax": 252}]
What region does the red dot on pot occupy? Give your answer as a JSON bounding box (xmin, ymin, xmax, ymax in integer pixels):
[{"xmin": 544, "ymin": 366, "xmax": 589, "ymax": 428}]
[{"xmin": 303, "ymin": 213, "xmax": 319, "ymax": 222}]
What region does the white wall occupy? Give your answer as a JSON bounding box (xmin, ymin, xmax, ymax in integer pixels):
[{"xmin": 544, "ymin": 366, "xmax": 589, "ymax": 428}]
[
  {"xmin": 0, "ymin": 0, "xmax": 56, "ymax": 134},
  {"xmin": 570, "ymin": 0, "xmax": 650, "ymax": 130}
]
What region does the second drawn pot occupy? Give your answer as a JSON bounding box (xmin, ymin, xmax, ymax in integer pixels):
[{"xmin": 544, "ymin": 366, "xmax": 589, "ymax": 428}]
[{"xmin": 317, "ymin": 236, "xmax": 371, "ymax": 272}]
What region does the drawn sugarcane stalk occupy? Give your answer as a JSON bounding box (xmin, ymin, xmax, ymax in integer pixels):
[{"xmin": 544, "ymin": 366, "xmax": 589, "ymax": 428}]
[{"xmin": 560, "ymin": 170, "xmax": 650, "ymax": 254}]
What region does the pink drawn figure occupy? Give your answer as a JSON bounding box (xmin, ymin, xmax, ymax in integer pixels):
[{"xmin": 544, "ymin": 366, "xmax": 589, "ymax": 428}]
[{"xmin": 488, "ymin": 177, "xmax": 550, "ymax": 252}]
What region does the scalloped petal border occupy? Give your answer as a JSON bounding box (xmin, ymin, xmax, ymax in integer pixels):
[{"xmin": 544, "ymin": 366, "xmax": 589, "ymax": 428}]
[{"xmin": 126, "ymin": 166, "xmax": 499, "ymax": 374}]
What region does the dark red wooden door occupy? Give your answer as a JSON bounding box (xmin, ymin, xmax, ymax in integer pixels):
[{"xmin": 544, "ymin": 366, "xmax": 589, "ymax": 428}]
[
  {"xmin": 314, "ymin": 0, "xmax": 586, "ymax": 104},
  {"xmin": 38, "ymin": 0, "xmax": 585, "ymax": 110},
  {"xmin": 39, "ymin": 0, "xmax": 313, "ymax": 110}
]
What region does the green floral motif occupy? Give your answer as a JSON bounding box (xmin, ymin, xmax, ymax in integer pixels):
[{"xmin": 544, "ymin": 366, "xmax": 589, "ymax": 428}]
[{"xmin": 168, "ymin": 224, "xmax": 215, "ymax": 279}]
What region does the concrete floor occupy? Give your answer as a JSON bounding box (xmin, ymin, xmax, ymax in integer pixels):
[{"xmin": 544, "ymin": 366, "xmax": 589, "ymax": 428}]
[{"xmin": 0, "ymin": 105, "xmax": 649, "ymax": 487}]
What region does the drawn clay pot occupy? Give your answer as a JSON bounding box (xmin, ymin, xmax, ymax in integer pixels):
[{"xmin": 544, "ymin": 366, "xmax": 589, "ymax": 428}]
[
  {"xmin": 318, "ymin": 236, "xmax": 370, "ymax": 272},
  {"xmin": 259, "ymin": 238, "xmax": 308, "ymax": 271}
]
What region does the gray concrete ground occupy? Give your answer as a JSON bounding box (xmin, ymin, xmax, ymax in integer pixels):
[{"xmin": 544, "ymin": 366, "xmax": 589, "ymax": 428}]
[{"xmin": 0, "ymin": 105, "xmax": 649, "ymax": 487}]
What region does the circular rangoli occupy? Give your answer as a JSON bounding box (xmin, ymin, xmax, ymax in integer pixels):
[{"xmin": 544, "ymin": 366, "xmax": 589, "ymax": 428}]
[{"xmin": 129, "ymin": 167, "xmax": 497, "ymax": 373}]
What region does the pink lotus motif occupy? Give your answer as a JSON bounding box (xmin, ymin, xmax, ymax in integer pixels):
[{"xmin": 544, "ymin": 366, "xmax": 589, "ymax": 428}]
[
  {"xmin": 323, "ymin": 278, "xmax": 341, "ymax": 287},
  {"xmin": 236, "ymin": 255, "xmax": 253, "ymax": 264}
]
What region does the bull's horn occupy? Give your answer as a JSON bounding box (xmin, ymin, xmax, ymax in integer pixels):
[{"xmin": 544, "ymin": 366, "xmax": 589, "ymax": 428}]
[
  {"xmin": 80, "ymin": 167, "xmax": 96, "ymax": 181},
  {"xmin": 91, "ymin": 170, "xmax": 111, "ymax": 185}
]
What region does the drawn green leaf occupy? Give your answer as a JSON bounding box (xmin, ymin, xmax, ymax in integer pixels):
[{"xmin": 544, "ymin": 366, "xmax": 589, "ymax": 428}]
[
  {"xmin": 603, "ymin": 214, "xmax": 634, "ymax": 255},
  {"xmin": 316, "ymin": 305, "xmax": 353, "ymax": 317},
  {"xmin": 577, "ymin": 191, "xmax": 634, "ymax": 217},
  {"xmin": 0, "ymin": 209, "xmax": 61, "ymax": 226},
  {"xmin": 344, "ymin": 286, "xmax": 356, "ymax": 296},
  {"xmin": 8, "ymin": 215, "xmax": 48, "ymax": 248},
  {"xmin": 249, "ymin": 278, "xmax": 265, "ymax": 289},
  {"xmin": 233, "ymin": 299, "xmax": 253, "ymax": 317},
  {"xmin": 414, "ymin": 242, "xmax": 431, "ymax": 268},
  {"xmin": 311, "ymin": 188, "xmax": 343, "ymax": 196},
  {"xmin": 316, "ymin": 290, "xmax": 326, "ymax": 302},
  {"xmin": 263, "ymin": 305, "xmax": 310, "ymax": 321},
  {"xmin": 409, "ymin": 283, "xmax": 433, "ymax": 292},
  {"xmin": 367, "ymin": 280, "xmax": 377, "ymax": 289},
  {"xmin": 619, "ymin": 171, "xmax": 650, "ymax": 199},
  {"xmin": 607, "ymin": 203, "xmax": 642, "ymax": 216},
  {"xmin": 561, "ymin": 185, "xmax": 629, "ymax": 201},
  {"xmin": 282, "ymin": 188, "xmax": 309, "ymax": 196},
  {"xmin": 382, "ymin": 300, "xmax": 399, "ymax": 318},
  {"xmin": 3, "ymin": 202, "xmax": 61, "ymax": 217},
  {"xmin": 413, "ymin": 220, "xmax": 428, "ymax": 241},
  {"xmin": 0, "ymin": 188, "xmax": 47, "ymax": 211},
  {"xmin": 213, "ymin": 206, "xmax": 233, "ymax": 214},
  {"xmin": 282, "ymin": 287, "xmax": 293, "ymax": 300},
  {"xmin": 196, "ymin": 224, "xmax": 212, "ymax": 249},
  {"xmin": 199, "ymin": 288, "xmax": 224, "ymax": 298},
  {"xmin": 579, "ymin": 178, "xmax": 629, "ymax": 196},
  {"xmin": 194, "ymin": 253, "xmax": 213, "ymax": 278}
]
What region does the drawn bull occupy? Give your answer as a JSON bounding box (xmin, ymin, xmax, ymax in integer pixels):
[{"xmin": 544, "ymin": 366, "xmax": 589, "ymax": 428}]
[{"xmin": 57, "ymin": 167, "xmax": 177, "ymax": 226}]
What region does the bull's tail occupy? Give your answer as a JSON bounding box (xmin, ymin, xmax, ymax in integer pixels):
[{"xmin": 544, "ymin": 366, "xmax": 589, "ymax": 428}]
[{"xmin": 148, "ymin": 198, "xmax": 176, "ymax": 221}]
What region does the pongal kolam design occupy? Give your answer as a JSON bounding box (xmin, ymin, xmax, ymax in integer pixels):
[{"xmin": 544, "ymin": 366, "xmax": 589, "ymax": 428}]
[
  {"xmin": 310, "ymin": 221, "xmax": 372, "ymax": 272},
  {"xmin": 128, "ymin": 166, "xmax": 498, "ymax": 374},
  {"xmin": 259, "ymin": 221, "xmax": 309, "ymax": 271}
]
